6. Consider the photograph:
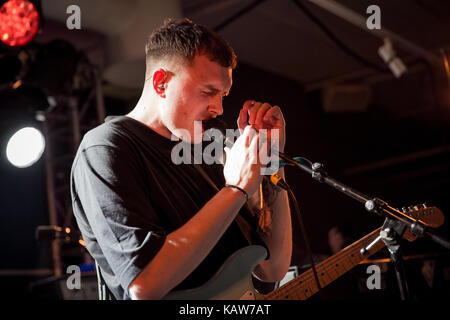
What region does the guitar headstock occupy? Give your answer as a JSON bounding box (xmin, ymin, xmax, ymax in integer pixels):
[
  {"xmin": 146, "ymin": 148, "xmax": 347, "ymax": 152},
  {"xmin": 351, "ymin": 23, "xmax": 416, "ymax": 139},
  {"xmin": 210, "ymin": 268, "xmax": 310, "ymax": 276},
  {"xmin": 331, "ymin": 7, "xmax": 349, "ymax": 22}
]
[{"xmin": 400, "ymin": 205, "xmax": 444, "ymax": 242}]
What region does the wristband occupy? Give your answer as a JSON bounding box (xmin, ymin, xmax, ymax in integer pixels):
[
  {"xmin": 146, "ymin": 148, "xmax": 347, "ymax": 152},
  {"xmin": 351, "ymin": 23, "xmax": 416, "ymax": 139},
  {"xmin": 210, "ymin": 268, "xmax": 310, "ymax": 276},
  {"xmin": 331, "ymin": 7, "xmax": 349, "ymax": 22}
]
[{"xmin": 224, "ymin": 184, "xmax": 248, "ymax": 202}]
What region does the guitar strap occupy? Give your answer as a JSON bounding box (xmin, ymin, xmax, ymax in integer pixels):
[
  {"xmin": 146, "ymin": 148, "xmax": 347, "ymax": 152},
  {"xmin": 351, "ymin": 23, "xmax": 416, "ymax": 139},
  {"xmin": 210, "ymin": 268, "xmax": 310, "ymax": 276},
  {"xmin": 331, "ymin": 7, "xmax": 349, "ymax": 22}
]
[{"xmin": 193, "ymin": 164, "xmax": 257, "ymax": 246}]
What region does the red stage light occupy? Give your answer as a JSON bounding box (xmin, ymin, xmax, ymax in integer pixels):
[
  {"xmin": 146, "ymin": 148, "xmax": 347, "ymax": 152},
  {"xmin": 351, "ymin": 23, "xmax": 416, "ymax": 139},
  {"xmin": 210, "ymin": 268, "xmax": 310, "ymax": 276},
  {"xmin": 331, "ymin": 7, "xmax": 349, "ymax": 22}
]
[{"xmin": 0, "ymin": 0, "xmax": 40, "ymax": 47}]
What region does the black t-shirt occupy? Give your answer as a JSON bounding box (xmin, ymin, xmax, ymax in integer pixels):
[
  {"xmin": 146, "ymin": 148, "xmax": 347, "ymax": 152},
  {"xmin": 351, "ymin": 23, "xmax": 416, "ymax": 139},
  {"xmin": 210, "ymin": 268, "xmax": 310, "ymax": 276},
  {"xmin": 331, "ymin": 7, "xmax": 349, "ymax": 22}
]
[{"xmin": 70, "ymin": 116, "xmax": 264, "ymax": 300}]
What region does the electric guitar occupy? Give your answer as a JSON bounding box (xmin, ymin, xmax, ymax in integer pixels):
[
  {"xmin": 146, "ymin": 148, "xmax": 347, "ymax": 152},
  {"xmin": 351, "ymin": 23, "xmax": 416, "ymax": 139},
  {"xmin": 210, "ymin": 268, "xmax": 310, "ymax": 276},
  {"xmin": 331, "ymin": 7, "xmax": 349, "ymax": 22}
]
[{"xmin": 164, "ymin": 206, "xmax": 444, "ymax": 300}]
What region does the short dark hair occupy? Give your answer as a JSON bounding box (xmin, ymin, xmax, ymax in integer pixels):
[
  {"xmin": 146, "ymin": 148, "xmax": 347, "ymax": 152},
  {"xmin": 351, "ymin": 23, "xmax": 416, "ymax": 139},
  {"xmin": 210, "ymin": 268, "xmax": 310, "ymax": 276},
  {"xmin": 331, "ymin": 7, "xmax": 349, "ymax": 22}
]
[{"xmin": 145, "ymin": 18, "xmax": 237, "ymax": 70}]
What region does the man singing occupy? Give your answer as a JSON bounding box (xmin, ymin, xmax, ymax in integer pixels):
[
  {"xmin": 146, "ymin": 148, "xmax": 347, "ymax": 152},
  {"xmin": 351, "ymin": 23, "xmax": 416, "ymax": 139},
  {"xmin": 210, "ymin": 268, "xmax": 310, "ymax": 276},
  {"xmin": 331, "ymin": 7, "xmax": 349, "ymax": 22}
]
[{"xmin": 70, "ymin": 18, "xmax": 292, "ymax": 300}]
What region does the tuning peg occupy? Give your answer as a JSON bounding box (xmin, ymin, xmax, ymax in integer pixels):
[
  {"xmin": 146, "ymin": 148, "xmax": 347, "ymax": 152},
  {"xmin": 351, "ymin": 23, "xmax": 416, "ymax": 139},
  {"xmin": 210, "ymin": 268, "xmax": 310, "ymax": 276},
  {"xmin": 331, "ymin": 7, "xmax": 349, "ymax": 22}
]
[
  {"xmin": 408, "ymin": 206, "xmax": 415, "ymax": 212},
  {"xmin": 401, "ymin": 207, "xmax": 407, "ymax": 213},
  {"xmin": 422, "ymin": 203, "xmax": 427, "ymax": 208}
]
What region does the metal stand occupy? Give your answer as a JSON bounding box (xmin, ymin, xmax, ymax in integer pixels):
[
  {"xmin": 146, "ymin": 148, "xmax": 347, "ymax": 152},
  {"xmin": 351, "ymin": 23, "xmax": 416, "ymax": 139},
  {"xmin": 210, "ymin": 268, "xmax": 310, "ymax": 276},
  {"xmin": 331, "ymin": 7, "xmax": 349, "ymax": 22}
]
[
  {"xmin": 383, "ymin": 218, "xmax": 413, "ymax": 300},
  {"xmin": 42, "ymin": 113, "xmax": 62, "ymax": 277},
  {"xmin": 385, "ymin": 237, "xmax": 409, "ymax": 300},
  {"xmin": 361, "ymin": 218, "xmax": 410, "ymax": 299},
  {"xmin": 281, "ymin": 155, "xmax": 450, "ymax": 299},
  {"xmin": 35, "ymin": 62, "xmax": 106, "ymax": 276}
]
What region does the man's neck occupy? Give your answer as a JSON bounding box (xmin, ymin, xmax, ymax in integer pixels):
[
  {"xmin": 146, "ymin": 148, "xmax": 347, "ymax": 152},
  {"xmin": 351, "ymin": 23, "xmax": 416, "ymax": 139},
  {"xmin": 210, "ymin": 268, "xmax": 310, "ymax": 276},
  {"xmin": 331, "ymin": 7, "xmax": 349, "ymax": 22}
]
[{"xmin": 126, "ymin": 93, "xmax": 173, "ymax": 140}]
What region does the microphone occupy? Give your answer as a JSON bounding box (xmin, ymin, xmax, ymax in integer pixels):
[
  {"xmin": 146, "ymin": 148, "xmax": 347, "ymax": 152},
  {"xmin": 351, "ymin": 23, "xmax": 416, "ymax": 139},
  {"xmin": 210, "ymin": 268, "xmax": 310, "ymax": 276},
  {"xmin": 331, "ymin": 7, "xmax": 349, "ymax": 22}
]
[{"xmin": 203, "ymin": 118, "xmax": 291, "ymax": 190}]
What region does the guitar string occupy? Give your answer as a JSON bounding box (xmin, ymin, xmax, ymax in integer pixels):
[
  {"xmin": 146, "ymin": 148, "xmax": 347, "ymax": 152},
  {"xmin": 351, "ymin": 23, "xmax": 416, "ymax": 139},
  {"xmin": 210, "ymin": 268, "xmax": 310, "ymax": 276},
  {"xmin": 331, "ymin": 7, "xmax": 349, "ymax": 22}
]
[
  {"xmin": 283, "ymin": 234, "xmax": 385, "ymax": 299},
  {"xmin": 264, "ymin": 244, "xmax": 360, "ymax": 299},
  {"xmin": 267, "ymin": 231, "xmax": 382, "ymax": 299},
  {"xmin": 272, "ymin": 243, "xmax": 364, "ymax": 299},
  {"xmin": 270, "ymin": 245, "xmax": 360, "ymax": 299},
  {"xmin": 288, "ymin": 234, "xmax": 379, "ymax": 294}
]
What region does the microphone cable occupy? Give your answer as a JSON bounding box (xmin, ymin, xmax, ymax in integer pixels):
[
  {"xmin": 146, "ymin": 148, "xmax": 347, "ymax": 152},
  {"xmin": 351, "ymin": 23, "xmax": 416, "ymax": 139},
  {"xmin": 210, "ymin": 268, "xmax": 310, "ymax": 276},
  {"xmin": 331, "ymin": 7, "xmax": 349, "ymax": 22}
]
[{"xmin": 269, "ymin": 173, "xmax": 322, "ymax": 293}]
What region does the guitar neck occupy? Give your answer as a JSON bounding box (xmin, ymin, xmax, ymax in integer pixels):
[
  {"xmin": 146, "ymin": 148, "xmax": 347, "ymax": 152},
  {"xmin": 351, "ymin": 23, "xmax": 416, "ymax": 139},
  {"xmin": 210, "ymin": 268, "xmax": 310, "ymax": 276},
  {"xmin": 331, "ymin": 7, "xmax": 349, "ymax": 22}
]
[{"xmin": 263, "ymin": 227, "xmax": 384, "ymax": 300}]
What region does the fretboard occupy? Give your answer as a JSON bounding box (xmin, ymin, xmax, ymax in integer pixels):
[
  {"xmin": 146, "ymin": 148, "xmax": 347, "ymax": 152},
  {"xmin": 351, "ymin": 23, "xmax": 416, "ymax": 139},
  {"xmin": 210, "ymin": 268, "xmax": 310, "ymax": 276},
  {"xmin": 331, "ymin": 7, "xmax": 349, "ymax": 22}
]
[{"xmin": 262, "ymin": 227, "xmax": 384, "ymax": 300}]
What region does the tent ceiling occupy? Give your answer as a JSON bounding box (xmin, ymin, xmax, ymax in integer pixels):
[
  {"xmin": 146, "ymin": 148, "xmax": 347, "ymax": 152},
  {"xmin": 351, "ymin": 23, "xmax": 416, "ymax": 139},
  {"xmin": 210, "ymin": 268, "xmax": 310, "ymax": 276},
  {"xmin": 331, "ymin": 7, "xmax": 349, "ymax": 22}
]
[{"xmin": 37, "ymin": 0, "xmax": 450, "ymax": 89}]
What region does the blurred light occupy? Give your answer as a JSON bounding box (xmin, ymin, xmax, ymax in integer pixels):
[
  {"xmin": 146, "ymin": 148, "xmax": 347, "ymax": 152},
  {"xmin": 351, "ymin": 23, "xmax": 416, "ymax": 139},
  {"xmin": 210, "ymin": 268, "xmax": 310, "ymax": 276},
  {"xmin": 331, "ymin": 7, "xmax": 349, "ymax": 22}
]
[
  {"xmin": 378, "ymin": 38, "xmax": 407, "ymax": 78},
  {"xmin": 78, "ymin": 239, "xmax": 86, "ymax": 248},
  {"xmin": 6, "ymin": 126, "xmax": 45, "ymax": 168},
  {"xmin": 0, "ymin": 0, "xmax": 40, "ymax": 47},
  {"xmin": 441, "ymin": 48, "xmax": 450, "ymax": 83},
  {"xmin": 12, "ymin": 79, "xmax": 22, "ymax": 89}
]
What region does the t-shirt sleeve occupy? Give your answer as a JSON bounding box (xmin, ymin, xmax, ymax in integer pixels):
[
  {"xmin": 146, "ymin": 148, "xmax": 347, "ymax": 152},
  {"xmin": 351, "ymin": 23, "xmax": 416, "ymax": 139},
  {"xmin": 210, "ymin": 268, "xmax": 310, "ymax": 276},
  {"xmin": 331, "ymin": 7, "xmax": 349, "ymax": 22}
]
[{"xmin": 72, "ymin": 142, "xmax": 166, "ymax": 295}]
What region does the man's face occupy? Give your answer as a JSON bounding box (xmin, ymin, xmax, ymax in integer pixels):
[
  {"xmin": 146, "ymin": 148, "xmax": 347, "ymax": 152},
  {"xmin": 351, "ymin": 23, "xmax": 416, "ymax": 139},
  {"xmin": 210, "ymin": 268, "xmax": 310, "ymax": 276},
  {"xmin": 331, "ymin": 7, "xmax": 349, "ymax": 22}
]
[{"xmin": 162, "ymin": 54, "xmax": 232, "ymax": 144}]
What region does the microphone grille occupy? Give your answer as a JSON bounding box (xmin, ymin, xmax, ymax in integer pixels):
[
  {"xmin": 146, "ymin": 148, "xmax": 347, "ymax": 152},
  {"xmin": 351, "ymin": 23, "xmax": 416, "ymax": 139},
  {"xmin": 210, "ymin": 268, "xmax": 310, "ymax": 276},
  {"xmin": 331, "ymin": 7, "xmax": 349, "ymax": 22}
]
[{"xmin": 203, "ymin": 118, "xmax": 228, "ymax": 134}]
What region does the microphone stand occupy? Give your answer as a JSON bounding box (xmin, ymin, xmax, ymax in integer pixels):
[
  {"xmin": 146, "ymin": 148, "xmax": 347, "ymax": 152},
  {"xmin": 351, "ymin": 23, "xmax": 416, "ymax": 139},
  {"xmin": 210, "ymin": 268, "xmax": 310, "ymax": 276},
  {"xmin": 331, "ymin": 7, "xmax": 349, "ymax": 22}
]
[
  {"xmin": 203, "ymin": 118, "xmax": 449, "ymax": 299},
  {"xmin": 281, "ymin": 155, "xmax": 450, "ymax": 300}
]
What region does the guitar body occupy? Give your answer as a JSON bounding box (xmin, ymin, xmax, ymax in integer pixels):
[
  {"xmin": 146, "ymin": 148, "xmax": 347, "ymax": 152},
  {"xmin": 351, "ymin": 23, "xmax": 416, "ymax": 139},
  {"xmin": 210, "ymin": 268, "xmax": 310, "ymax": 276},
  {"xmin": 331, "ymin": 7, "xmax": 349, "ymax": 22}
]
[{"xmin": 164, "ymin": 245, "xmax": 267, "ymax": 300}]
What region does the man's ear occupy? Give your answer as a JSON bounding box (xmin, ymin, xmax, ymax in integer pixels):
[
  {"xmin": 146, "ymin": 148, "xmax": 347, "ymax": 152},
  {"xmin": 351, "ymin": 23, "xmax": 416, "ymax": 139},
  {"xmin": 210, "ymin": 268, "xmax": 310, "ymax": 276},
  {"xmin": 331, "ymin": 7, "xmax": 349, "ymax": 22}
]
[{"xmin": 152, "ymin": 69, "xmax": 168, "ymax": 97}]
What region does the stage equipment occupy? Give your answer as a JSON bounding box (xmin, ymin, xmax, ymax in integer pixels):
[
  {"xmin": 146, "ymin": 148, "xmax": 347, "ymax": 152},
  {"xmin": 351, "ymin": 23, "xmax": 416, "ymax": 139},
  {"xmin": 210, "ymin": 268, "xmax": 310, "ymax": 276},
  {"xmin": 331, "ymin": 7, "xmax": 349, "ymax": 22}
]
[
  {"xmin": 305, "ymin": 0, "xmax": 442, "ymax": 68},
  {"xmin": 281, "ymin": 155, "xmax": 449, "ymax": 300},
  {"xmin": 0, "ymin": 0, "xmax": 41, "ymax": 47},
  {"xmin": 6, "ymin": 126, "xmax": 44, "ymax": 167},
  {"xmin": 2, "ymin": 83, "xmax": 49, "ymax": 167},
  {"xmin": 378, "ymin": 38, "xmax": 407, "ymax": 78}
]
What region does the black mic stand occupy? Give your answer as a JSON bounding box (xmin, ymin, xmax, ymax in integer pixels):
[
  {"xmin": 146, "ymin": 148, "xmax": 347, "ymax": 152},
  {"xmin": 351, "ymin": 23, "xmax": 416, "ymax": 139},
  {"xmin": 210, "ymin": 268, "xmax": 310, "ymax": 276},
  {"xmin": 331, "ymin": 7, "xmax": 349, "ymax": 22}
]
[
  {"xmin": 361, "ymin": 216, "xmax": 411, "ymax": 299},
  {"xmin": 282, "ymin": 155, "xmax": 450, "ymax": 300}
]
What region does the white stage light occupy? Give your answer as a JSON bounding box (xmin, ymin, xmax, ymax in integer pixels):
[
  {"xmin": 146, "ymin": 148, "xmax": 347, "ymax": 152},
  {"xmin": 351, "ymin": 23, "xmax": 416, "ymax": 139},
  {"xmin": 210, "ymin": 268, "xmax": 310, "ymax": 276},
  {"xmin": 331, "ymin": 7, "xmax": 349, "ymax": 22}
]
[{"xmin": 6, "ymin": 127, "xmax": 45, "ymax": 168}]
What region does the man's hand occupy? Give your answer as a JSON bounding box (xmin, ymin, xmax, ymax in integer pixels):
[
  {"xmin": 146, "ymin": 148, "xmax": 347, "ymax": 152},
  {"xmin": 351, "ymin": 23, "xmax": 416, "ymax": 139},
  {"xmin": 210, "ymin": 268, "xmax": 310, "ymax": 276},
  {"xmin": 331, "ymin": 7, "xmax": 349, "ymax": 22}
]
[
  {"xmin": 223, "ymin": 125, "xmax": 268, "ymax": 198},
  {"xmin": 237, "ymin": 100, "xmax": 286, "ymax": 152},
  {"xmin": 235, "ymin": 100, "xmax": 287, "ymax": 211}
]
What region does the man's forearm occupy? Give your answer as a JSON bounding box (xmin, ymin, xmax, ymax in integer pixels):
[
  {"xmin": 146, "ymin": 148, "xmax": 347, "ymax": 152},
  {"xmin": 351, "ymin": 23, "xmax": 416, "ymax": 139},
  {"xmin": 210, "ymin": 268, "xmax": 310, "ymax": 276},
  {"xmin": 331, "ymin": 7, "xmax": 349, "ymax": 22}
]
[
  {"xmin": 254, "ymin": 168, "xmax": 292, "ymax": 281},
  {"xmin": 129, "ymin": 187, "xmax": 247, "ymax": 299}
]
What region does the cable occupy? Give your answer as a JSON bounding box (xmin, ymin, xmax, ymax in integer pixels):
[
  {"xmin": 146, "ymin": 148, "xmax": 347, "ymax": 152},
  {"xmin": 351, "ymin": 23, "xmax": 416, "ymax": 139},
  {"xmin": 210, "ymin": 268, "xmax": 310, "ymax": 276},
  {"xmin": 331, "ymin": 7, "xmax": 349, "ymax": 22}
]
[
  {"xmin": 213, "ymin": 0, "xmax": 266, "ymax": 32},
  {"xmin": 283, "ymin": 179, "xmax": 322, "ymax": 292},
  {"xmin": 291, "ymin": 0, "xmax": 387, "ymax": 72},
  {"xmin": 270, "ymin": 155, "xmax": 322, "ymax": 291}
]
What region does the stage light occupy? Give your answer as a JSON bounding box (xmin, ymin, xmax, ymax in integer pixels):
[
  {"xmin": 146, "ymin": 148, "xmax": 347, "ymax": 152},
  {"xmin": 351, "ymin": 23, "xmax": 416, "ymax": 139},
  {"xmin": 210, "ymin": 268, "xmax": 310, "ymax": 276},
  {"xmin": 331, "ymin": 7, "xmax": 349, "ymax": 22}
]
[
  {"xmin": 378, "ymin": 38, "xmax": 407, "ymax": 78},
  {"xmin": 0, "ymin": 0, "xmax": 40, "ymax": 47},
  {"xmin": 440, "ymin": 48, "xmax": 450, "ymax": 82},
  {"xmin": 6, "ymin": 126, "xmax": 45, "ymax": 168}
]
